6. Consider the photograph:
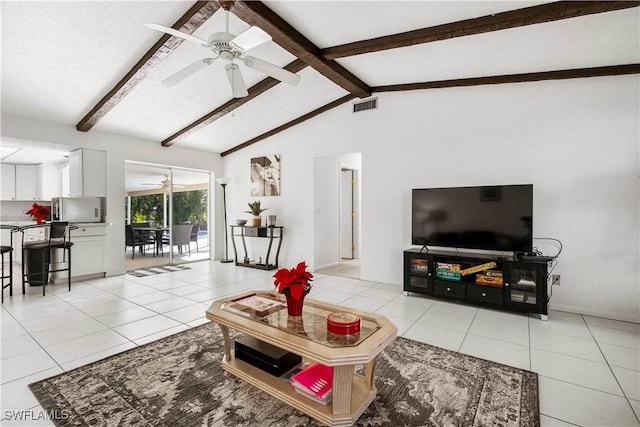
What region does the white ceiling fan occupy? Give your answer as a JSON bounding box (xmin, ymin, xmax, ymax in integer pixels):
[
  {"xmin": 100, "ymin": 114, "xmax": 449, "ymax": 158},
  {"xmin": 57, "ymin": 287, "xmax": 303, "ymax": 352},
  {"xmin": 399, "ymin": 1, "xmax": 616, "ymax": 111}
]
[
  {"xmin": 144, "ymin": 0, "xmax": 300, "ymax": 98},
  {"xmin": 141, "ymin": 175, "xmax": 186, "ymax": 190}
]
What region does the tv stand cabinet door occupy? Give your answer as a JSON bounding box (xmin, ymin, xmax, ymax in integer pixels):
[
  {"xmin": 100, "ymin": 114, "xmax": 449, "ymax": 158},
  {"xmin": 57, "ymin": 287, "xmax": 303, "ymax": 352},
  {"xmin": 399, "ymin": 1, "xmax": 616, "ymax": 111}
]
[{"xmin": 504, "ymin": 261, "xmax": 548, "ymax": 315}]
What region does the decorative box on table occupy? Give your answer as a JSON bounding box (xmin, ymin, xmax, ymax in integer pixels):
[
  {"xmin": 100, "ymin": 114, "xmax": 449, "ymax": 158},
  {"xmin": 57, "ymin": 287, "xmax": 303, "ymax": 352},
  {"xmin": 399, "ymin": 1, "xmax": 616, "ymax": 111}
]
[{"xmin": 327, "ymin": 312, "xmax": 361, "ymax": 335}]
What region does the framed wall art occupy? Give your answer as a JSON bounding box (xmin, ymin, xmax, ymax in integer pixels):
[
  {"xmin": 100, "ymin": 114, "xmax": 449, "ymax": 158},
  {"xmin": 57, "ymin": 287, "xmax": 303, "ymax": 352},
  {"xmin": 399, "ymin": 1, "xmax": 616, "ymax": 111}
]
[{"xmin": 251, "ymin": 155, "xmax": 280, "ymax": 196}]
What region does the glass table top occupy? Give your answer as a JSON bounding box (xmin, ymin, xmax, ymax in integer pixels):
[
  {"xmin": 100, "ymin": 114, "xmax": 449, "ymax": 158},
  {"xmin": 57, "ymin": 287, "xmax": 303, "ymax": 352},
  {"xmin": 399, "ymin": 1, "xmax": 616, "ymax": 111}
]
[{"xmin": 221, "ymin": 293, "xmax": 381, "ymax": 348}]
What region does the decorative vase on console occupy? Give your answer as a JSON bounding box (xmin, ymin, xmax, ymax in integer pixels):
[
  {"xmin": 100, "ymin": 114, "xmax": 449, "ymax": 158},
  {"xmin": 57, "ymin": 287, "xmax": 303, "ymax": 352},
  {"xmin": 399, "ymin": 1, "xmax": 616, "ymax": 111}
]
[
  {"xmin": 245, "ymin": 201, "xmax": 266, "ymax": 227},
  {"xmin": 274, "ymin": 261, "xmax": 313, "ymax": 317}
]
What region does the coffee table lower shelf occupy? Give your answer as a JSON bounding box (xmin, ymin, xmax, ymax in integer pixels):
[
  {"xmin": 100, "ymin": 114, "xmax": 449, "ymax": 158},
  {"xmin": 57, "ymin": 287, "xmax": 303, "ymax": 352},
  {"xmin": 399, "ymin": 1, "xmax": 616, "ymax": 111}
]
[{"xmin": 222, "ymin": 356, "xmax": 376, "ymax": 427}]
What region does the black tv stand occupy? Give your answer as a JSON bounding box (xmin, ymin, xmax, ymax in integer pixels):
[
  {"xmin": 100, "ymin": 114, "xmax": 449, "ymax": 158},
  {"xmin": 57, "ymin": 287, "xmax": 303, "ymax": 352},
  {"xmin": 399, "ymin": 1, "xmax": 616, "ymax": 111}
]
[
  {"xmin": 519, "ymin": 254, "xmax": 555, "ymax": 262},
  {"xmin": 404, "ymin": 248, "xmax": 549, "ymax": 319}
]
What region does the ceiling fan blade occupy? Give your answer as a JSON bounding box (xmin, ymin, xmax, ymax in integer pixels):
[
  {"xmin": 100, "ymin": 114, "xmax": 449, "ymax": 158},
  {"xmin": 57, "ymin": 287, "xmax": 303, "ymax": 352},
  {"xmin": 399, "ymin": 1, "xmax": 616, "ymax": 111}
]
[
  {"xmin": 225, "ymin": 63, "xmax": 248, "ymax": 98},
  {"xmin": 230, "ymin": 26, "xmax": 271, "ymax": 52},
  {"xmin": 243, "ymin": 56, "xmax": 301, "ymax": 86},
  {"xmin": 162, "ymin": 58, "xmax": 216, "ymax": 86},
  {"xmin": 144, "ymin": 23, "xmax": 208, "ymax": 46}
]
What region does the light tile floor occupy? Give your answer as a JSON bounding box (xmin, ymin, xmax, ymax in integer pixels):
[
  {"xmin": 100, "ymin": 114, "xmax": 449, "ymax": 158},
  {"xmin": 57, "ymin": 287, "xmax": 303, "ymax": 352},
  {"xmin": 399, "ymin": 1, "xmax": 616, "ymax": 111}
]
[{"xmin": 1, "ymin": 260, "xmax": 639, "ymax": 426}]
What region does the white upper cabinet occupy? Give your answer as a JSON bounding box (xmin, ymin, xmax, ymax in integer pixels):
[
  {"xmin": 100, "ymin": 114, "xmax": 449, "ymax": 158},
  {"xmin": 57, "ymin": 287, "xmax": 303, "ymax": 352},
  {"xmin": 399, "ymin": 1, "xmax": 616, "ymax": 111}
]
[
  {"xmin": 15, "ymin": 164, "xmax": 41, "ymax": 200},
  {"xmin": 1, "ymin": 163, "xmax": 42, "ymax": 201},
  {"xmin": 68, "ymin": 149, "xmax": 106, "ymax": 197},
  {"xmin": 1, "ymin": 164, "xmax": 16, "ymax": 200}
]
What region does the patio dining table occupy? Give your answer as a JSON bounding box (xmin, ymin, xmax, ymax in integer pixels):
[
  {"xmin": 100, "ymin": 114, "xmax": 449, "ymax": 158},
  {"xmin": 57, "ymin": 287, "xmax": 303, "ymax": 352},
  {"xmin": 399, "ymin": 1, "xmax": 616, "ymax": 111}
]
[{"xmin": 134, "ymin": 226, "xmax": 169, "ymax": 256}]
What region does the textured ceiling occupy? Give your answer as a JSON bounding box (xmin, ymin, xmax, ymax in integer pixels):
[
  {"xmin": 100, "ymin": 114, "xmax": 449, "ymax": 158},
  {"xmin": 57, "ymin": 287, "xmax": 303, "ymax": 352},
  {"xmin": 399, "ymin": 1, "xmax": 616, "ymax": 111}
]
[{"xmin": 1, "ymin": 1, "xmax": 639, "ymax": 160}]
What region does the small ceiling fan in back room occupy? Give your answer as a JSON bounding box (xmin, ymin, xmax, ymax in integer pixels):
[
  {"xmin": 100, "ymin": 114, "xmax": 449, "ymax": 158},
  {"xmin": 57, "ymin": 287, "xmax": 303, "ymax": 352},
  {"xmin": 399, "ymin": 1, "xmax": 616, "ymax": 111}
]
[
  {"xmin": 144, "ymin": 0, "xmax": 301, "ymax": 98},
  {"xmin": 141, "ymin": 175, "xmax": 186, "ymax": 191}
]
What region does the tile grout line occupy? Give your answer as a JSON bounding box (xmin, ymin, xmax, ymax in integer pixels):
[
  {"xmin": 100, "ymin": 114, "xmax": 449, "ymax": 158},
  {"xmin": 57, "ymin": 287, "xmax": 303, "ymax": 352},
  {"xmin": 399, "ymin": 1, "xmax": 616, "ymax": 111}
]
[
  {"xmin": 540, "ymin": 413, "xmax": 581, "ymax": 426},
  {"xmin": 5, "ymin": 278, "xmax": 209, "ymax": 374},
  {"xmin": 0, "ymin": 290, "xmax": 70, "ymax": 384},
  {"xmin": 580, "ymin": 314, "xmax": 640, "ymax": 424},
  {"xmin": 538, "ymin": 373, "xmax": 634, "ymax": 401},
  {"xmin": 457, "ymin": 307, "xmax": 479, "ymax": 353},
  {"xmin": 528, "ymin": 314, "xmax": 532, "ymax": 371}
]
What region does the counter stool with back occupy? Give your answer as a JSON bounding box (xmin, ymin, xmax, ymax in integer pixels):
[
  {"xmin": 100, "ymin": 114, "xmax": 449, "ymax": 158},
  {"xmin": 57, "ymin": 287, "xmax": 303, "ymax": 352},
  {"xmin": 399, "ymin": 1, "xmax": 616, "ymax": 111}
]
[{"xmin": 22, "ymin": 222, "xmax": 74, "ymax": 296}]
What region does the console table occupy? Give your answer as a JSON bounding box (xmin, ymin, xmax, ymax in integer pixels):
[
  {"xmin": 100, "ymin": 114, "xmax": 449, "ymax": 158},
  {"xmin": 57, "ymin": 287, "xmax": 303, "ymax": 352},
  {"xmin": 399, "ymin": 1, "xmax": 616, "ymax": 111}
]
[
  {"xmin": 206, "ymin": 291, "xmax": 397, "ymax": 427},
  {"xmin": 230, "ymin": 225, "xmax": 283, "ymax": 271}
]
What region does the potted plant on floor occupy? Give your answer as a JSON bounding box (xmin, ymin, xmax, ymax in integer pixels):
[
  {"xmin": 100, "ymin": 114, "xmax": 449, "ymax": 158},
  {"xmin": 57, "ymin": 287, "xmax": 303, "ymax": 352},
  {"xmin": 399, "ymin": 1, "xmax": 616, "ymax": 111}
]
[{"xmin": 245, "ymin": 201, "xmax": 267, "ymax": 227}]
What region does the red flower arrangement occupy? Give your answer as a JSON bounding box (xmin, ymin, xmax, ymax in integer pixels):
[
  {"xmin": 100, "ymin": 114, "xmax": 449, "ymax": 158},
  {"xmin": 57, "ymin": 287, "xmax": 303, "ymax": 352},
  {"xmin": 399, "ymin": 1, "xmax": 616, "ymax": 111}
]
[
  {"xmin": 273, "ymin": 261, "xmax": 313, "ymax": 302},
  {"xmin": 25, "ymin": 203, "xmax": 50, "ymax": 224}
]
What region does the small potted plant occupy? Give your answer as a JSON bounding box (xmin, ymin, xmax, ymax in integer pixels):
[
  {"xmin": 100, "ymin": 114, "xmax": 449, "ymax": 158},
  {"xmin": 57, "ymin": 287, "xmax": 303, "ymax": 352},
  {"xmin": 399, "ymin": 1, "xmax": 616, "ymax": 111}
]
[
  {"xmin": 273, "ymin": 261, "xmax": 313, "ymax": 316},
  {"xmin": 245, "ymin": 201, "xmax": 267, "ymax": 227},
  {"xmin": 25, "ymin": 203, "xmax": 50, "ymax": 224}
]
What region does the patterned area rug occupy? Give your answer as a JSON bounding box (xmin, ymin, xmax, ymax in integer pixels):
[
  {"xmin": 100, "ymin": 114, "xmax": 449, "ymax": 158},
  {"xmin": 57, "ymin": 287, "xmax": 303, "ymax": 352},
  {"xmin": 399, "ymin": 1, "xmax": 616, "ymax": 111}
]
[
  {"xmin": 29, "ymin": 323, "xmax": 539, "ymax": 426},
  {"xmin": 127, "ymin": 264, "xmax": 191, "ymax": 277}
]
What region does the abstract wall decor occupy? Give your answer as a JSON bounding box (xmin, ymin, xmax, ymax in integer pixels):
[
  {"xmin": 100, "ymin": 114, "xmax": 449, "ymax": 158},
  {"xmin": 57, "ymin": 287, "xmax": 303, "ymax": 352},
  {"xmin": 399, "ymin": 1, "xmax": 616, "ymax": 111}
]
[{"xmin": 251, "ymin": 155, "xmax": 280, "ymax": 196}]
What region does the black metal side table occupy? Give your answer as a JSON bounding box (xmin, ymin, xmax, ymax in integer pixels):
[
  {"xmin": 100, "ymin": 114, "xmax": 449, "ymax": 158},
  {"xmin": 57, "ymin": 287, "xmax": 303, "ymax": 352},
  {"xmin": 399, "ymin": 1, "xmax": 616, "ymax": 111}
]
[{"xmin": 229, "ymin": 225, "xmax": 283, "ymax": 271}]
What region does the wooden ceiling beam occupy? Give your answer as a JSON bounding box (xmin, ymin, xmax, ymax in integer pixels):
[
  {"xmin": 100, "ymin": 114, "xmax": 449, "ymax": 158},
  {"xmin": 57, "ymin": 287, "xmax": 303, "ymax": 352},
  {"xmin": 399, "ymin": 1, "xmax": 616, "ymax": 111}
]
[
  {"xmin": 323, "ymin": 1, "xmax": 640, "ymax": 60},
  {"xmin": 76, "ymin": 1, "xmax": 219, "ymax": 132},
  {"xmin": 372, "ymin": 64, "xmax": 640, "ymax": 93},
  {"xmin": 231, "ymin": 0, "xmax": 371, "ymax": 98},
  {"xmin": 162, "ymin": 59, "xmax": 307, "ymax": 147},
  {"xmin": 221, "ymin": 94, "xmax": 356, "ymax": 157}
]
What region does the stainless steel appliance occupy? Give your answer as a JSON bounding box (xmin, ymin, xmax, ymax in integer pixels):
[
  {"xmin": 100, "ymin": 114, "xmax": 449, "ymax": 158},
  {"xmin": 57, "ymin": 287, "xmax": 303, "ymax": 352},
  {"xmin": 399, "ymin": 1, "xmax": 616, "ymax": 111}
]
[{"xmin": 51, "ymin": 197, "xmax": 104, "ymax": 223}]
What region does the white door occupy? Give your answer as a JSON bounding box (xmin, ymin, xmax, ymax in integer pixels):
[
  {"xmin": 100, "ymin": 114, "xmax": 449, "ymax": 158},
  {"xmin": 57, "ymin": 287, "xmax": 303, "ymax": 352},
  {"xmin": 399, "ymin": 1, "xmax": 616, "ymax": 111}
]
[{"xmin": 340, "ymin": 169, "xmax": 354, "ymax": 259}]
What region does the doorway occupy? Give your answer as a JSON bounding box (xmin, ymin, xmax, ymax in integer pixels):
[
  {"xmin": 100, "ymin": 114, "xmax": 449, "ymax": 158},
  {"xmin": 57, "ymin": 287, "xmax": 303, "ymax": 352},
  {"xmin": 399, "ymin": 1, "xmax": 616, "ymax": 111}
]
[
  {"xmin": 124, "ymin": 162, "xmax": 211, "ymax": 271},
  {"xmin": 313, "ymin": 153, "xmax": 361, "ymax": 279},
  {"xmin": 337, "ymin": 165, "xmax": 360, "ymax": 278}
]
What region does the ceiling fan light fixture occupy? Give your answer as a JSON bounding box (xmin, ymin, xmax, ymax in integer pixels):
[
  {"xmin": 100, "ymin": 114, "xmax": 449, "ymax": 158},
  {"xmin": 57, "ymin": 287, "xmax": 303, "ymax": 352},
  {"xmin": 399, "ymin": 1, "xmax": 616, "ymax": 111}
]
[
  {"xmin": 243, "ymin": 56, "xmax": 301, "ymax": 86},
  {"xmin": 230, "ymin": 26, "xmax": 272, "ymax": 52},
  {"xmin": 225, "ymin": 63, "xmax": 248, "ymax": 98},
  {"xmin": 144, "ymin": 5, "xmax": 299, "ymax": 98},
  {"xmin": 144, "ymin": 23, "xmax": 208, "ymax": 46},
  {"xmin": 162, "ymin": 58, "xmax": 217, "ymax": 86}
]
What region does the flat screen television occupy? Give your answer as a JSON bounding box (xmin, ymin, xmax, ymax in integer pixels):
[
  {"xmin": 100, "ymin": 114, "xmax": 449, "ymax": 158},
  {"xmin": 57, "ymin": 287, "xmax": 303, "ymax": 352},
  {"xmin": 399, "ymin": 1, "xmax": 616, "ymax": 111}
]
[{"xmin": 412, "ymin": 184, "xmax": 533, "ymax": 253}]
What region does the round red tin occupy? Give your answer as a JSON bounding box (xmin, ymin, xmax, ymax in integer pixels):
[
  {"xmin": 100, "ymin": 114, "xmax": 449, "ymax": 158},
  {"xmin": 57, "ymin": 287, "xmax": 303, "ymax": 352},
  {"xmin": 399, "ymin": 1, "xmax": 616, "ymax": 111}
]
[{"xmin": 327, "ymin": 312, "xmax": 361, "ymax": 335}]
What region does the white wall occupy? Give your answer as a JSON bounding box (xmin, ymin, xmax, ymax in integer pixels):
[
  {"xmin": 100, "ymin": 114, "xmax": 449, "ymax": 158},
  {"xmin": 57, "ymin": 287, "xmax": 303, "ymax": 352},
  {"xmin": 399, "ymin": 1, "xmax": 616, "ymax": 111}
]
[
  {"xmin": 222, "ymin": 76, "xmax": 639, "ymax": 322},
  {"xmin": 1, "ymin": 114, "xmax": 223, "ymax": 277},
  {"xmin": 313, "ymin": 156, "xmax": 340, "ymax": 269}
]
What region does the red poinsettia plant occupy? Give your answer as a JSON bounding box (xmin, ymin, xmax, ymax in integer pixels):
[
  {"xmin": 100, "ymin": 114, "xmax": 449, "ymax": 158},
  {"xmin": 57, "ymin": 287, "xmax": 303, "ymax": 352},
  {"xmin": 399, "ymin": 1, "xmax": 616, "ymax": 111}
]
[
  {"xmin": 25, "ymin": 203, "xmax": 50, "ymax": 224},
  {"xmin": 273, "ymin": 261, "xmax": 313, "ymax": 302}
]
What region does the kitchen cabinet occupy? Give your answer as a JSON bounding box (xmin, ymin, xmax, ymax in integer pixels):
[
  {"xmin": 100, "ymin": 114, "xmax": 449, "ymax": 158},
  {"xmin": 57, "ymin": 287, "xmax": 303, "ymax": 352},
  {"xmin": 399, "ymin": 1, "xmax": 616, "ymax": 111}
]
[
  {"xmin": 53, "ymin": 224, "xmax": 106, "ymax": 283},
  {"xmin": 1, "ymin": 164, "xmax": 15, "ymax": 200},
  {"xmin": 16, "ymin": 164, "xmax": 42, "ymax": 200},
  {"xmin": 69, "ymin": 149, "xmax": 106, "ymax": 197},
  {"xmin": 0, "ymin": 164, "xmax": 42, "ymax": 201}
]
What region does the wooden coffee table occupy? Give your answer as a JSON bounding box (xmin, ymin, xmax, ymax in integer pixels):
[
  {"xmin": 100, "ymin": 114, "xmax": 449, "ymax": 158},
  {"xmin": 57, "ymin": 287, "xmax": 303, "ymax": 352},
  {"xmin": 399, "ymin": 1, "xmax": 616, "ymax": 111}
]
[{"xmin": 206, "ymin": 291, "xmax": 397, "ymax": 427}]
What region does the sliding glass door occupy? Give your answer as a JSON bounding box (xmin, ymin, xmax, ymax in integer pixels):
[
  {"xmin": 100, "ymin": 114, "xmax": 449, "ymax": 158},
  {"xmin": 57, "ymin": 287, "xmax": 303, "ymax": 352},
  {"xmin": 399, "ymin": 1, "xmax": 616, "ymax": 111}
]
[
  {"xmin": 125, "ymin": 162, "xmax": 210, "ymax": 269},
  {"xmin": 169, "ymin": 168, "xmax": 210, "ymax": 265}
]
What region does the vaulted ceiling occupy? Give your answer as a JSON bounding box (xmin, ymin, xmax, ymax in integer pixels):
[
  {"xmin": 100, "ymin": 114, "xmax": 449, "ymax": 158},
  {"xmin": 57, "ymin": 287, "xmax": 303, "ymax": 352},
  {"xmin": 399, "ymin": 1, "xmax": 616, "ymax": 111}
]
[{"xmin": 2, "ymin": 1, "xmax": 638, "ymax": 157}]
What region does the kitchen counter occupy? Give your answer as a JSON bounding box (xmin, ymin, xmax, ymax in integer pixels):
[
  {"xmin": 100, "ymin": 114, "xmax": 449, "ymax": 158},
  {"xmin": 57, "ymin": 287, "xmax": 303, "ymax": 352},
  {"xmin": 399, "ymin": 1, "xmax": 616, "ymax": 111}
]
[
  {"xmin": 0, "ymin": 221, "xmax": 106, "ymax": 228},
  {"xmin": 0, "ymin": 222, "xmax": 107, "ymax": 283}
]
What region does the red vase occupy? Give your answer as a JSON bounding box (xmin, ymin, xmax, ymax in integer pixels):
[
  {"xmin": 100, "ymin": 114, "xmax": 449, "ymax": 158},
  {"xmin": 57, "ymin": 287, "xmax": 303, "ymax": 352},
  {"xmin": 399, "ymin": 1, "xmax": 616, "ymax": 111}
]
[{"xmin": 285, "ymin": 292, "xmax": 307, "ymax": 316}]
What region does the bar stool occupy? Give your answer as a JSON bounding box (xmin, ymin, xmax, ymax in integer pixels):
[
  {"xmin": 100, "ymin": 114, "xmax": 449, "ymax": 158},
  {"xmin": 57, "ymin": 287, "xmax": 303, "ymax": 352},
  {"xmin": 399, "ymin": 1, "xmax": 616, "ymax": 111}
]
[
  {"xmin": 22, "ymin": 222, "xmax": 74, "ymax": 296},
  {"xmin": 1, "ymin": 225, "xmax": 18, "ymax": 303}
]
